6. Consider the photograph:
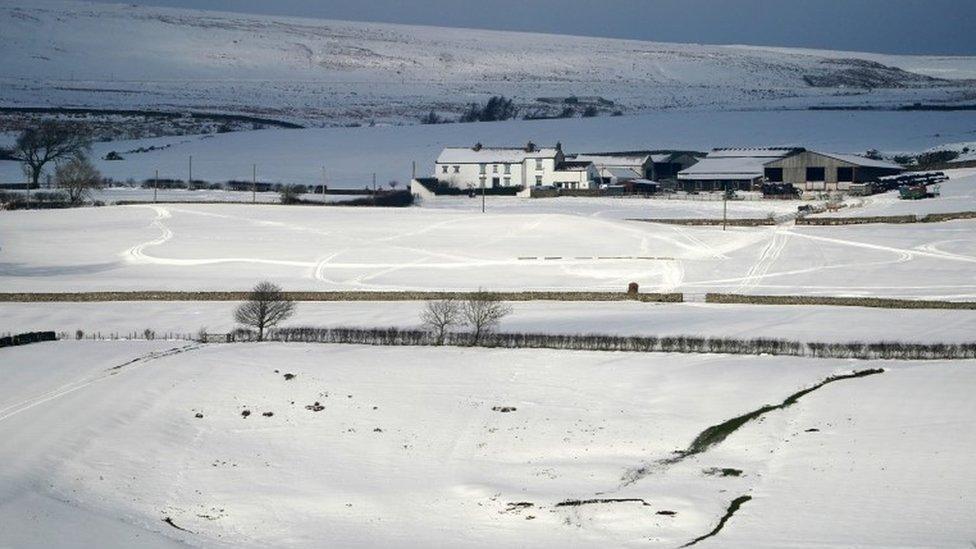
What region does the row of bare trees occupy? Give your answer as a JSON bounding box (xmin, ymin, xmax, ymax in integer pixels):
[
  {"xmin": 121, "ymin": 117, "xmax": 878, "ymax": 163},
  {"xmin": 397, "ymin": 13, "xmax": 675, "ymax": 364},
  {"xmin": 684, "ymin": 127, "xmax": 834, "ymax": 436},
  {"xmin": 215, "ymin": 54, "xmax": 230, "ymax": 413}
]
[
  {"xmin": 230, "ymin": 283, "xmax": 512, "ymax": 345},
  {"xmin": 420, "ymin": 293, "xmax": 512, "ymax": 345}
]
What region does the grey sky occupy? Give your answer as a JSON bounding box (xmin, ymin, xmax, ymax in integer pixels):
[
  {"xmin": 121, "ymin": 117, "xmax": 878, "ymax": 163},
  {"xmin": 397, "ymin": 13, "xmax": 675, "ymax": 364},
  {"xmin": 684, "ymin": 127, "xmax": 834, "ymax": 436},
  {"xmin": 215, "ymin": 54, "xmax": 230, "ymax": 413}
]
[{"xmin": 102, "ymin": 0, "xmax": 975, "ymax": 55}]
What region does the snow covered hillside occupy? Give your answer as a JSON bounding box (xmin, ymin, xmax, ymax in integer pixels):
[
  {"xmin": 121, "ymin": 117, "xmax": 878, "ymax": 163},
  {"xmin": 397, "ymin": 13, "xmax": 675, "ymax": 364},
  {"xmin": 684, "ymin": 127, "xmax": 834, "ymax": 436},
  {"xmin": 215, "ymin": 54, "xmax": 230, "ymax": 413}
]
[
  {"xmin": 2, "ymin": 0, "xmax": 976, "ymax": 128},
  {"xmin": 2, "ymin": 341, "xmax": 974, "ymax": 547}
]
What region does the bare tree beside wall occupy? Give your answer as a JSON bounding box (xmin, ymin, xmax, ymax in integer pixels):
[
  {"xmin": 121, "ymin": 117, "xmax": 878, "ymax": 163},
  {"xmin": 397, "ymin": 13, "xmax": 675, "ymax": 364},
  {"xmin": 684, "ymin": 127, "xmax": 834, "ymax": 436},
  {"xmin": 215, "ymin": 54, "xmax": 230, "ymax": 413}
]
[
  {"xmin": 420, "ymin": 298, "xmax": 462, "ymax": 345},
  {"xmin": 462, "ymin": 291, "xmax": 512, "ymax": 345},
  {"xmin": 234, "ymin": 281, "xmax": 296, "ymax": 341},
  {"xmin": 55, "ymin": 154, "xmax": 102, "ymax": 205},
  {"xmin": 13, "ymin": 121, "xmax": 91, "ymax": 204}
]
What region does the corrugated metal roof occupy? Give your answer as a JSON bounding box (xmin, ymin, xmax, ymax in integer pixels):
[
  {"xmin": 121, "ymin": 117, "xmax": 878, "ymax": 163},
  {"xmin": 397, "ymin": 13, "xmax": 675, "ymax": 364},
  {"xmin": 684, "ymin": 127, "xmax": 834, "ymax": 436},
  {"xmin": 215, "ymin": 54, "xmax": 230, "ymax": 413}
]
[
  {"xmin": 816, "ymin": 152, "xmax": 903, "ymax": 170},
  {"xmin": 678, "ymin": 157, "xmax": 766, "ymax": 180}
]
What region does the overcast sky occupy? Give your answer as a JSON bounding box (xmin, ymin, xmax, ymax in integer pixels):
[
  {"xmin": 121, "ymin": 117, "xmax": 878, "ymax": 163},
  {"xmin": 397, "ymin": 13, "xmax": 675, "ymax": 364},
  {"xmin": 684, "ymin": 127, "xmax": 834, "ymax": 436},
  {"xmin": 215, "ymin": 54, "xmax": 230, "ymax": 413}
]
[{"xmin": 102, "ymin": 0, "xmax": 975, "ymax": 55}]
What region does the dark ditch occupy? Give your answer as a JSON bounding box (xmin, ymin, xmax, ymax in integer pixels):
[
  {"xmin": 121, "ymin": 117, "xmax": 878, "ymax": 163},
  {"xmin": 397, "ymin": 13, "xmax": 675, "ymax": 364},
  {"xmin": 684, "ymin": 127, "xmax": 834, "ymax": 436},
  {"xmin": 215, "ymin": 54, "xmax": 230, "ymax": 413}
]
[
  {"xmin": 555, "ymin": 497, "xmax": 652, "ymax": 508},
  {"xmin": 623, "ymin": 368, "xmax": 884, "ymax": 485},
  {"xmin": 680, "ymin": 495, "xmax": 751, "ymax": 548},
  {"xmin": 162, "ymin": 517, "xmax": 194, "ymax": 533}
]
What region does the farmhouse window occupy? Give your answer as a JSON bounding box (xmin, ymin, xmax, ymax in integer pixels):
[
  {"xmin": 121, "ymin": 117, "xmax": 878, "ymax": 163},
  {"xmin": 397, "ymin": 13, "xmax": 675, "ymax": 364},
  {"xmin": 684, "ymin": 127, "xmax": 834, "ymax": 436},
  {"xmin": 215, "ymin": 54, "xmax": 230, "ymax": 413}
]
[
  {"xmin": 504, "ymin": 164, "xmax": 511, "ymax": 174},
  {"xmin": 837, "ymin": 167, "xmax": 854, "ymax": 182},
  {"xmin": 806, "ymin": 167, "xmax": 825, "ymax": 181},
  {"xmin": 535, "ymin": 159, "xmax": 543, "ymax": 170},
  {"xmin": 453, "ymin": 165, "xmax": 460, "ymax": 173},
  {"xmin": 479, "ymin": 163, "xmax": 486, "ymax": 174},
  {"xmin": 493, "ymin": 164, "xmax": 498, "ymax": 173},
  {"xmin": 535, "ymin": 175, "xmax": 543, "ymax": 186},
  {"xmin": 503, "ymin": 177, "xmax": 511, "ymax": 185},
  {"xmin": 441, "ymin": 165, "xmax": 448, "ymax": 174}
]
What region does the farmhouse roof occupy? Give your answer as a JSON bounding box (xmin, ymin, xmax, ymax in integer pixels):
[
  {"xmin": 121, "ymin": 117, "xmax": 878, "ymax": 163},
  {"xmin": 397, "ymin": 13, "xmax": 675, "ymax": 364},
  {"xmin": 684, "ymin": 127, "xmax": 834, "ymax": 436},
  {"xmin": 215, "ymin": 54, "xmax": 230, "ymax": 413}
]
[{"xmin": 437, "ymin": 146, "xmax": 560, "ymax": 164}]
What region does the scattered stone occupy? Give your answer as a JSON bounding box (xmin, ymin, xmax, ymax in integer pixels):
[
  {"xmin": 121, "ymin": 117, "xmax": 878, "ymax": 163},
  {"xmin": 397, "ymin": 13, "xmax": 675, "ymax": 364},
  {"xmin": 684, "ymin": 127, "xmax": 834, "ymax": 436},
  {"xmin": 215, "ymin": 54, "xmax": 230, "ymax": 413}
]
[
  {"xmin": 656, "ymin": 510, "xmax": 677, "ymax": 516},
  {"xmin": 305, "ymin": 402, "xmax": 324, "ymax": 412},
  {"xmin": 373, "ymin": 427, "xmax": 383, "ymax": 432},
  {"xmin": 505, "ymin": 502, "xmax": 534, "ymax": 512},
  {"xmin": 162, "ymin": 517, "xmax": 193, "ymax": 533},
  {"xmin": 274, "ymin": 369, "xmax": 280, "ymax": 374},
  {"xmin": 703, "ymin": 467, "xmax": 743, "ymax": 477},
  {"xmin": 525, "ymin": 515, "xmax": 536, "ymax": 520},
  {"xmin": 492, "ymin": 406, "xmax": 517, "ymax": 413},
  {"xmin": 805, "ymin": 428, "xmax": 821, "ymax": 432},
  {"xmin": 241, "ymin": 410, "xmax": 251, "ymax": 418},
  {"xmin": 283, "ymin": 373, "xmax": 296, "ymax": 380},
  {"xmin": 194, "ymin": 413, "xmax": 204, "ymax": 419},
  {"xmin": 262, "ymin": 411, "xmax": 274, "ymax": 417}
]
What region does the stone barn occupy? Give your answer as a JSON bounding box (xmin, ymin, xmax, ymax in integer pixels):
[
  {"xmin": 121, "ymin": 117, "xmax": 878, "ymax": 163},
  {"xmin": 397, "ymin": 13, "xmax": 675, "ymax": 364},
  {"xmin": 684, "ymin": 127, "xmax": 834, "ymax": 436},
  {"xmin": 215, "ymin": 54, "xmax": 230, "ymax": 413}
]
[{"xmin": 764, "ymin": 151, "xmax": 904, "ymax": 192}]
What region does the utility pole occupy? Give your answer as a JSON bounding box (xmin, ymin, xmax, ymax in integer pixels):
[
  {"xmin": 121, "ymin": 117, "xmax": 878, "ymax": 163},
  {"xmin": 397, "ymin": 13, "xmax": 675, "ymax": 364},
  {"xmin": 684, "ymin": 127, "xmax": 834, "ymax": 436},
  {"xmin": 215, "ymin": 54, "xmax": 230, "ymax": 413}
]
[
  {"xmin": 372, "ymin": 172, "xmax": 377, "ymax": 206},
  {"xmin": 722, "ymin": 182, "xmax": 728, "ymax": 231},
  {"xmin": 188, "ymin": 155, "xmax": 192, "ymax": 186},
  {"xmin": 154, "ymin": 169, "xmax": 159, "ymax": 203},
  {"xmin": 252, "ymin": 164, "xmax": 257, "ymax": 204},
  {"xmin": 411, "ymin": 160, "xmax": 416, "ymax": 180},
  {"xmin": 321, "ymin": 166, "xmax": 326, "ymax": 196}
]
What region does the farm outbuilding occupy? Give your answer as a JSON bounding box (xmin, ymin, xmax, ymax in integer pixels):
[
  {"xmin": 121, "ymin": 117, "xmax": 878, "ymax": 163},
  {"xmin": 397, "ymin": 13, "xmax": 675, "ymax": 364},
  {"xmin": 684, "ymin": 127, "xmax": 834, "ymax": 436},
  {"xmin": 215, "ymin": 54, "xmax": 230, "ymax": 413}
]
[{"xmin": 764, "ymin": 151, "xmax": 904, "ymax": 192}]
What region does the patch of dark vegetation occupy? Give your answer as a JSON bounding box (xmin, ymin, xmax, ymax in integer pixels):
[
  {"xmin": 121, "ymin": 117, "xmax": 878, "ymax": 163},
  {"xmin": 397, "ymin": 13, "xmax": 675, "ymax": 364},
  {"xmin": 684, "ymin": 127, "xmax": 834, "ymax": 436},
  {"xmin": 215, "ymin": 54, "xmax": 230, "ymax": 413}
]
[
  {"xmin": 505, "ymin": 502, "xmax": 534, "ymax": 512},
  {"xmin": 623, "ymin": 369, "xmax": 883, "ymax": 485},
  {"xmin": 555, "ymin": 498, "xmax": 651, "ymax": 507},
  {"xmin": 680, "ymin": 495, "xmax": 751, "ymax": 548},
  {"xmin": 194, "ymin": 413, "xmax": 204, "ymax": 419},
  {"xmin": 805, "ymin": 428, "xmax": 820, "ymax": 433},
  {"xmin": 262, "ymin": 411, "xmax": 274, "ymax": 417},
  {"xmin": 491, "ymin": 406, "xmax": 517, "ymax": 413},
  {"xmin": 283, "ymin": 373, "xmax": 296, "ymax": 380},
  {"xmin": 656, "ymin": 510, "xmax": 677, "ymax": 516},
  {"xmin": 241, "ymin": 410, "xmax": 251, "ymax": 418},
  {"xmin": 338, "ymin": 190, "xmax": 414, "ymax": 207},
  {"xmin": 305, "ymin": 402, "xmax": 325, "ymax": 412},
  {"xmin": 162, "ymin": 517, "xmax": 194, "ymax": 533},
  {"xmin": 703, "ymin": 467, "xmax": 743, "ymax": 477}
]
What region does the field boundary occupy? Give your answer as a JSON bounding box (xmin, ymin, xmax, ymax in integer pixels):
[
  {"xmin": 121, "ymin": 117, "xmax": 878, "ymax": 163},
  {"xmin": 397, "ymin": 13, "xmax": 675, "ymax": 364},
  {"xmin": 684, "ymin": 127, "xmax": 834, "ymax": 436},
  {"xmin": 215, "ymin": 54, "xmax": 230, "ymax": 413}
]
[
  {"xmin": 706, "ymin": 293, "xmax": 976, "ymax": 310},
  {"xmin": 628, "ymin": 218, "xmax": 775, "ymax": 226},
  {"xmin": 0, "ymin": 291, "xmax": 684, "ymax": 303},
  {"xmin": 799, "ymin": 211, "xmax": 976, "ymax": 225}
]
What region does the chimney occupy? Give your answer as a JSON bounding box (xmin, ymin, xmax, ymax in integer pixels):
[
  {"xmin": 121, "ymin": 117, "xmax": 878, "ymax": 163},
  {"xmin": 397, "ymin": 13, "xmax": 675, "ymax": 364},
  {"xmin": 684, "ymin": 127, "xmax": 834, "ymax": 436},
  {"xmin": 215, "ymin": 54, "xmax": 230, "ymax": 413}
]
[
  {"xmin": 473, "ymin": 142, "xmax": 483, "ymax": 151},
  {"xmin": 525, "ymin": 141, "xmax": 536, "ymax": 153}
]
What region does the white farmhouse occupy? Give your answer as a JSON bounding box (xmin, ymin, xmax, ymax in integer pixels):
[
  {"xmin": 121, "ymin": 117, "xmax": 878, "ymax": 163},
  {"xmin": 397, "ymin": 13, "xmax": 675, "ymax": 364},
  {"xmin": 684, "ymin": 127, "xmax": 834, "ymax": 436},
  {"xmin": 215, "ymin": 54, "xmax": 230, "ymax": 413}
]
[{"xmin": 434, "ymin": 143, "xmax": 597, "ymax": 190}]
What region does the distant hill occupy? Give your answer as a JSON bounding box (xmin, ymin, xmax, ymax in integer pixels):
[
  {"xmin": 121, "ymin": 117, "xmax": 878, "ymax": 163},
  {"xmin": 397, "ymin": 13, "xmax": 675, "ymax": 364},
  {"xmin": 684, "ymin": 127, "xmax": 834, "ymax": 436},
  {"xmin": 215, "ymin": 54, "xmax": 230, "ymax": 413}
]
[{"xmin": 2, "ymin": 0, "xmax": 975, "ymax": 128}]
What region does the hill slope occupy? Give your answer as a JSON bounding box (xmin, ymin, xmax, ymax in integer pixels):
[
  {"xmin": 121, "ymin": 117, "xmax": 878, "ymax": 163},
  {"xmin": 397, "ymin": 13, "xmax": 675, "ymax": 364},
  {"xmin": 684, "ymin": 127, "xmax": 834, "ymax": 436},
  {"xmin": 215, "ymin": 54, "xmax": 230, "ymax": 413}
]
[{"xmin": 2, "ymin": 0, "xmax": 976, "ymax": 128}]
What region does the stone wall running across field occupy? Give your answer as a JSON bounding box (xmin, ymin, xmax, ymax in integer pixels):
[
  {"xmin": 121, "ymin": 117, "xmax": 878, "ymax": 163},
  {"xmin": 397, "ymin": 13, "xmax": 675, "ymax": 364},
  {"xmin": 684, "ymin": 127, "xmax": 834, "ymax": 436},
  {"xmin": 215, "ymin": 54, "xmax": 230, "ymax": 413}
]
[
  {"xmin": 706, "ymin": 293, "xmax": 976, "ymax": 310},
  {"xmin": 0, "ymin": 291, "xmax": 684, "ymax": 303}
]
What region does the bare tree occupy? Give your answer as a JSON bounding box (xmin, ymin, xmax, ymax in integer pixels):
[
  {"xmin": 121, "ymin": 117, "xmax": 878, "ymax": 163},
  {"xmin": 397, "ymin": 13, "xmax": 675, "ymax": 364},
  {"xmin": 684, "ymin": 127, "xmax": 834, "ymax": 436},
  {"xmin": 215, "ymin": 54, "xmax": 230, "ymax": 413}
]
[
  {"xmin": 420, "ymin": 298, "xmax": 462, "ymax": 345},
  {"xmin": 13, "ymin": 121, "xmax": 91, "ymax": 204},
  {"xmin": 54, "ymin": 154, "xmax": 102, "ymax": 205},
  {"xmin": 462, "ymin": 290, "xmax": 512, "ymax": 345},
  {"xmin": 234, "ymin": 281, "xmax": 296, "ymax": 341},
  {"xmin": 388, "ymin": 180, "xmax": 400, "ymax": 190}
]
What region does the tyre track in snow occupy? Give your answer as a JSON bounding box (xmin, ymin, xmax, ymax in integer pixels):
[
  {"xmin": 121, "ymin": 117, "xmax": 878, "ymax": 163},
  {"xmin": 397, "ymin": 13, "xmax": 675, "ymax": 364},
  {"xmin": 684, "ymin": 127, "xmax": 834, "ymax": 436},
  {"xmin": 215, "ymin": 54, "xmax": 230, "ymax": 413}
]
[
  {"xmin": 0, "ymin": 343, "xmax": 203, "ymax": 425},
  {"xmin": 736, "ymin": 227, "xmax": 790, "ymax": 293}
]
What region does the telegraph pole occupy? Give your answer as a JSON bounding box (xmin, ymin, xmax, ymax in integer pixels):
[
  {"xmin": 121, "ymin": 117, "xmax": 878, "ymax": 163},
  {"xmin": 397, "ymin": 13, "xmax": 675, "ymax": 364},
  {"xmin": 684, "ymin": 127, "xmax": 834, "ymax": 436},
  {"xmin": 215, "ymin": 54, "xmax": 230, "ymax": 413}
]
[
  {"xmin": 252, "ymin": 164, "xmax": 256, "ymax": 203},
  {"xmin": 188, "ymin": 155, "xmax": 193, "ymax": 186},
  {"xmin": 722, "ymin": 182, "xmax": 728, "ymax": 231},
  {"xmin": 154, "ymin": 169, "xmax": 159, "ymax": 203},
  {"xmin": 372, "ymin": 172, "xmax": 377, "ymax": 206}
]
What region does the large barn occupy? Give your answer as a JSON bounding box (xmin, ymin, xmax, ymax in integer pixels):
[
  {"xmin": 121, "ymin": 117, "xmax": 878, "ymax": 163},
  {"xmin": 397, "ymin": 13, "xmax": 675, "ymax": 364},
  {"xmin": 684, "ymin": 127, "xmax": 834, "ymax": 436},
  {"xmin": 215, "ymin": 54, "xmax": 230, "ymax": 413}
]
[{"xmin": 763, "ymin": 150, "xmax": 904, "ymax": 192}]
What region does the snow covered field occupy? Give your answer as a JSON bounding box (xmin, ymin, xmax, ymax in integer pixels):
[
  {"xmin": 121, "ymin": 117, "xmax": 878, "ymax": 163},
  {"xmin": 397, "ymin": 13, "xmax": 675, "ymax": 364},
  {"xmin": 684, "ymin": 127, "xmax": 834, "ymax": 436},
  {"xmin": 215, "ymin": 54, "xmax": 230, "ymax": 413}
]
[
  {"xmin": 2, "ymin": 341, "xmax": 973, "ymax": 548},
  {"xmin": 5, "ymin": 300, "xmax": 976, "ymax": 345},
  {"xmin": 3, "ymin": 193, "xmax": 976, "ymax": 298}
]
